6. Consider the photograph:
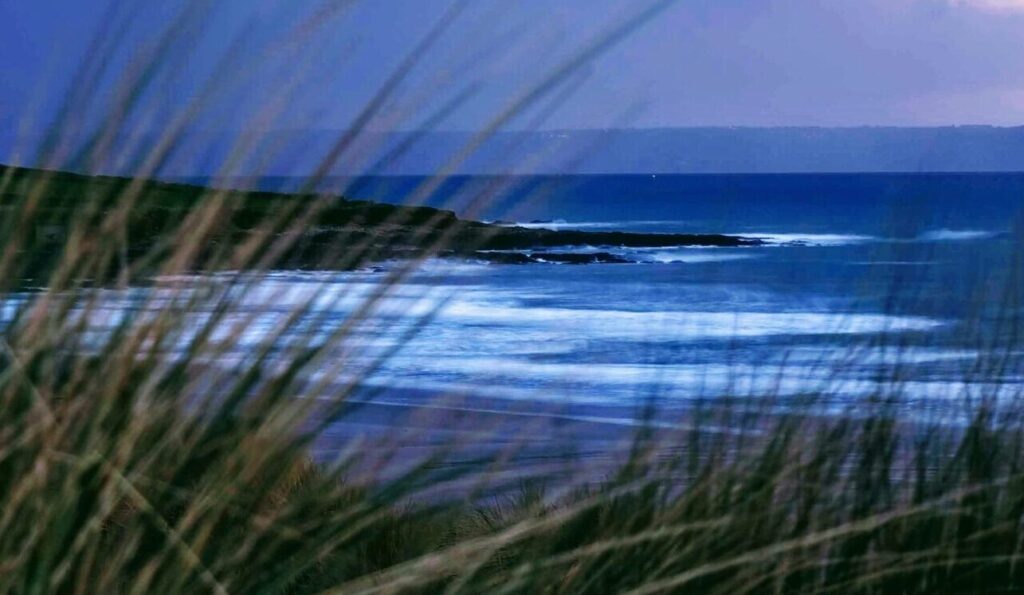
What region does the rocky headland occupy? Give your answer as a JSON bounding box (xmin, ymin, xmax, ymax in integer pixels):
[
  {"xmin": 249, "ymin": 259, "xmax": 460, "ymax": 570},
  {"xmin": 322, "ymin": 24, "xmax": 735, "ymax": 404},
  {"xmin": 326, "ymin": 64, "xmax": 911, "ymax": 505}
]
[{"xmin": 0, "ymin": 164, "xmax": 758, "ymax": 276}]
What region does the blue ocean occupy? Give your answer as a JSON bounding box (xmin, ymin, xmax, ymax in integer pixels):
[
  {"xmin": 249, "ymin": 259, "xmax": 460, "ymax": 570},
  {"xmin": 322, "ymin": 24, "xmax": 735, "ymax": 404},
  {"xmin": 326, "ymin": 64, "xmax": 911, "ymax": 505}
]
[
  {"xmin": 184, "ymin": 173, "xmax": 1015, "ymax": 424},
  {"xmin": 147, "ymin": 174, "xmax": 1024, "ymax": 427}
]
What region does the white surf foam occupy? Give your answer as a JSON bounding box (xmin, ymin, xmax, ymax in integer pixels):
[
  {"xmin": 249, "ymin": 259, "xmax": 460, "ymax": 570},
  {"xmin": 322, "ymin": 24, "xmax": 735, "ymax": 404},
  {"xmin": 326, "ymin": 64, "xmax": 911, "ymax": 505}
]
[
  {"xmin": 745, "ymin": 233, "xmax": 878, "ymax": 247},
  {"xmin": 353, "ymin": 357, "xmax": 1018, "ymax": 410},
  {"xmin": 498, "ymin": 220, "xmax": 684, "ymax": 231},
  {"xmin": 630, "ymin": 250, "xmax": 756, "ymax": 264},
  {"xmin": 915, "ymin": 229, "xmax": 999, "ymax": 242},
  {"xmin": 440, "ymin": 302, "xmax": 944, "ymax": 340}
]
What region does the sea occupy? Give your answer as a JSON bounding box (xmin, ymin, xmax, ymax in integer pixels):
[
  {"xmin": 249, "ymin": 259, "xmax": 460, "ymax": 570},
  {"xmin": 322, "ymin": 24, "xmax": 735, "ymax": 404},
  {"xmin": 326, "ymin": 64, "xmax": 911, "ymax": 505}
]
[
  {"xmin": 70, "ymin": 173, "xmax": 1024, "ymax": 428},
  {"xmin": 200, "ymin": 173, "xmax": 1023, "ymax": 423}
]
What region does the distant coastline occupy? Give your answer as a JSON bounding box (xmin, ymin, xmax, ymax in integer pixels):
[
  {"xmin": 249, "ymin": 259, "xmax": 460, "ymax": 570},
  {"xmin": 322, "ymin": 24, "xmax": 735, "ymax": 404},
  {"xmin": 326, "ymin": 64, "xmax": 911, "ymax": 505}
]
[
  {"xmin": 9, "ymin": 127, "xmax": 1024, "ymax": 178},
  {"xmin": 0, "ymin": 165, "xmax": 756, "ymax": 279}
]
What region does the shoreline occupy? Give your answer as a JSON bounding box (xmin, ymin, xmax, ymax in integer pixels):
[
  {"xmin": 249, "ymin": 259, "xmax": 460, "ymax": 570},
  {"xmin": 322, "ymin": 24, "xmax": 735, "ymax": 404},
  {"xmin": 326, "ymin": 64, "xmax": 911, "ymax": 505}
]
[{"xmin": 0, "ymin": 164, "xmax": 759, "ymax": 278}]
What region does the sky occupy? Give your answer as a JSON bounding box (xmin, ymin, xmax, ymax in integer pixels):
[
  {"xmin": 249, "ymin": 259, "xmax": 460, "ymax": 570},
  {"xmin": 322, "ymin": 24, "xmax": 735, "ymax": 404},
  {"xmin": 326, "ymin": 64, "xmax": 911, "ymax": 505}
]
[{"xmin": 3, "ymin": 0, "xmax": 1024, "ymax": 137}]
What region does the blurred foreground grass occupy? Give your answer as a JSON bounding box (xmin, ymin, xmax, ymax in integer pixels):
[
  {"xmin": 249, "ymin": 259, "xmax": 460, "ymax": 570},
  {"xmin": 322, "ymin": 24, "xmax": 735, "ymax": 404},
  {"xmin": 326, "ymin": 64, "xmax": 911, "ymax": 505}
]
[
  {"xmin": 2, "ymin": 162, "xmax": 1024, "ymax": 595},
  {"xmin": 4, "ymin": 1, "xmax": 1024, "ymax": 593}
]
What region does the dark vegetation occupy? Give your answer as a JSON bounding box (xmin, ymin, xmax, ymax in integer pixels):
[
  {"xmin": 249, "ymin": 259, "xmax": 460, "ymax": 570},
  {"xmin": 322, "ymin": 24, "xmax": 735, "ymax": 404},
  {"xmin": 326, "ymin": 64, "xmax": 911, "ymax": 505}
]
[{"xmin": 0, "ymin": 164, "xmax": 753, "ymax": 282}]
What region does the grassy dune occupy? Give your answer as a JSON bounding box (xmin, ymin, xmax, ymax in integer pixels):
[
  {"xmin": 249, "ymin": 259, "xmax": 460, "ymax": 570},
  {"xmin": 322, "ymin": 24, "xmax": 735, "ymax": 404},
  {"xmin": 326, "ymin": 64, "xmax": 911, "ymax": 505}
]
[{"xmin": 3, "ymin": 1, "xmax": 1024, "ymax": 592}]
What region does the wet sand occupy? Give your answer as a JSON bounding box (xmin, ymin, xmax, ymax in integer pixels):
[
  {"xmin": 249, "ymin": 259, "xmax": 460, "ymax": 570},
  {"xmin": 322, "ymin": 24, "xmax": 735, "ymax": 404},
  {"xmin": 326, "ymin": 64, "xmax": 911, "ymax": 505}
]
[{"xmin": 307, "ymin": 388, "xmax": 752, "ymax": 496}]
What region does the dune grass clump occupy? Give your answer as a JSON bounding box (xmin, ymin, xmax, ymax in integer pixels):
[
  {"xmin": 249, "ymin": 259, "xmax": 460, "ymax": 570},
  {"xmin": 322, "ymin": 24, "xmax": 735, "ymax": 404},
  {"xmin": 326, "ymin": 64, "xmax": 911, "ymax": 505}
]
[{"xmin": 3, "ymin": 1, "xmax": 1024, "ymax": 593}]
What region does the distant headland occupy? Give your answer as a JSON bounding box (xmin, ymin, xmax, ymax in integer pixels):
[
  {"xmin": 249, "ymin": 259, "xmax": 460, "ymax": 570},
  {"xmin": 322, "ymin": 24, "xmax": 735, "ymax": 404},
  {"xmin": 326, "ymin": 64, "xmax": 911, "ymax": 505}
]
[{"xmin": 0, "ymin": 164, "xmax": 755, "ymax": 279}]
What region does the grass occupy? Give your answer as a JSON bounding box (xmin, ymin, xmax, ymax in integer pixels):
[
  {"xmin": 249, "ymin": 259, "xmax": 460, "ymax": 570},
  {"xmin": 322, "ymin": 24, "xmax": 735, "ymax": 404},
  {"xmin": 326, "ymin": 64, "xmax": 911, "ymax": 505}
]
[
  {"xmin": 4, "ymin": 1, "xmax": 1024, "ymax": 593},
  {"xmin": 2, "ymin": 162, "xmax": 1023, "ymax": 595}
]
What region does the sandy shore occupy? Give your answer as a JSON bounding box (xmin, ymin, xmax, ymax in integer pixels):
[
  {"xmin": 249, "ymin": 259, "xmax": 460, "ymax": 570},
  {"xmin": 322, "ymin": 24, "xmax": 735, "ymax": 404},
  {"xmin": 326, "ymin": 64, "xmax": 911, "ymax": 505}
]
[{"xmin": 307, "ymin": 388, "xmax": 756, "ymax": 497}]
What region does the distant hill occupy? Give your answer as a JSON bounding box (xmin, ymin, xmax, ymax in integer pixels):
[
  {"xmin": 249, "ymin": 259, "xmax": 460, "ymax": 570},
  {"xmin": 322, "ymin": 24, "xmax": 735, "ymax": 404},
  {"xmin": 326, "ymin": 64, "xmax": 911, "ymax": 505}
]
[
  {"xmin": 6, "ymin": 127, "xmax": 1024, "ymax": 176},
  {"xmin": 348, "ymin": 127, "xmax": 1024, "ymax": 175},
  {"xmin": 186, "ymin": 127, "xmax": 1024, "ymax": 176}
]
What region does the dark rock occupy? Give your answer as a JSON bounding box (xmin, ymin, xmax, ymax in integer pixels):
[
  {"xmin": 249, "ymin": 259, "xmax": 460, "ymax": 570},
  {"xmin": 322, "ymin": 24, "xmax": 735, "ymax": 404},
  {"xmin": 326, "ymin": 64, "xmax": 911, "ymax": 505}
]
[
  {"xmin": 529, "ymin": 252, "xmax": 632, "ymax": 264},
  {"xmin": 467, "ymin": 251, "xmax": 536, "ymax": 265},
  {"xmin": 466, "ymin": 227, "xmax": 757, "ymax": 250},
  {"xmin": 454, "ymin": 250, "xmax": 636, "ymax": 265}
]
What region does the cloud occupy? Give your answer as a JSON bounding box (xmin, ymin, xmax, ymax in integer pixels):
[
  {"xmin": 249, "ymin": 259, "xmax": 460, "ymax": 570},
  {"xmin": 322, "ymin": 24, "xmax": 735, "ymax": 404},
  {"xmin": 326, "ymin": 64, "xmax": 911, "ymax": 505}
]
[{"xmin": 949, "ymin": 0, "xmax": 1024, "ymax": 11}]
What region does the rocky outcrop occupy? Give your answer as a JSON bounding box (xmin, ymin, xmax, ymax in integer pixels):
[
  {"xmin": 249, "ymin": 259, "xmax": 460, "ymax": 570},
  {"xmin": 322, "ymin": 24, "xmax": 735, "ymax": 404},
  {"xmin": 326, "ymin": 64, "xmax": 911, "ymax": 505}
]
[{"xmin": 0, "ymin": 164, "xmax": 759, "ymax": 274}]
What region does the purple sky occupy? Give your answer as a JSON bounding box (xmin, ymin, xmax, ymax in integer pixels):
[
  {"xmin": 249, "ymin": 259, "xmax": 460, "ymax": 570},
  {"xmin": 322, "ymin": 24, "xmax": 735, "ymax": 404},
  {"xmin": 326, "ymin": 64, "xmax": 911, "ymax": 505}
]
[{"xmin": 3, "ymin": 0, "xmax": 1024, "ymax": 134}]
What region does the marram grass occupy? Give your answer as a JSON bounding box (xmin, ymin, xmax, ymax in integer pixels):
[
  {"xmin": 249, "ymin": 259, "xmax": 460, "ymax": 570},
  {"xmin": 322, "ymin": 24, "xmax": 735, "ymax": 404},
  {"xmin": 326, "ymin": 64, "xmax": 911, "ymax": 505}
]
[
  {"xmin": 5, "ymin": 157, "xmax": 1024, "ymax": 595},
  {"xmin": 4, "ymin": 1, "xmax": 1024, "ymax": 593}
]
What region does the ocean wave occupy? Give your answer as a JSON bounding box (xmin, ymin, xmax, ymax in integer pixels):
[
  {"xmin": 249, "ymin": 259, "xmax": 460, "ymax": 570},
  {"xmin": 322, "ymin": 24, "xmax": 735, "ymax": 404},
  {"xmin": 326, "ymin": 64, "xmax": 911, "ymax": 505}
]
[
  {"xmin": 745, "ymin": 233, "xmax": 878, "ymax": 247},
  {"xmin": 38, "ymin": 271, "xmax": 983, "ymax": 413},
  {"xmin": 353, "ymin": 359, "xmax": 1016, "ymax": 409},
  {"xmin": 745, "ymin": 229, "xmax": 1002, "ymax": 246},
  {"xmin": 442, "ymin": 302, "xmax": 944, "ymax": 340},
  {"xmin": 914, "ymin": 229, "xmax": 999, "ymax": 242},
  {"xmin": 484, "ymin": 245, "xmax": 758, "ymax": 264},
  {"xmin": 630, "ymin": 250, "xmax": 756, "ymax": 264},
  {"xmin": 495, "ymin": 220, "xmax": 686, "ymax": 231},
  {"xmin": 491, "ymin": 218, "xmax": 1005, "ymax": 250}
]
